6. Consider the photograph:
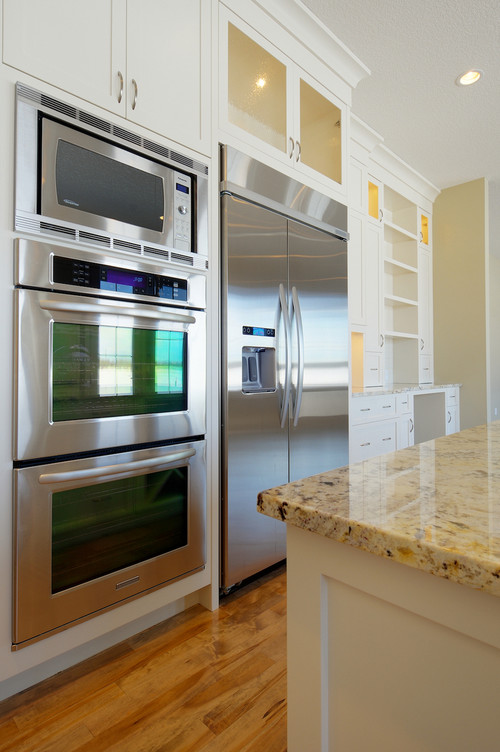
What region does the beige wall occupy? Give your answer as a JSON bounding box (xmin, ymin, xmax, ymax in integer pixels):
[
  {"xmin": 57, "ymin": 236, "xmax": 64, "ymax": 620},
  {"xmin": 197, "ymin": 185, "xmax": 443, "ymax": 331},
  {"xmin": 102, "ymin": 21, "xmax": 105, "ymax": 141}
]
[{"xmin": 433, "ymin": 178, "xmax": 488, "ymax": 430}]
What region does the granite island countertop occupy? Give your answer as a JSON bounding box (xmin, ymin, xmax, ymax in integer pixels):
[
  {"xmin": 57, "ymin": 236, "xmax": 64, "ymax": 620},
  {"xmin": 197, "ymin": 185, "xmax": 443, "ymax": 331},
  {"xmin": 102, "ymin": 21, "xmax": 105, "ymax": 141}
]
[
  {"xmin": 258, "ymin": 422, "xmax": 500, "ymax": 596},
  {"xmin": 351, "ymin": 382, "xmax": 461, "ymax": 397}
]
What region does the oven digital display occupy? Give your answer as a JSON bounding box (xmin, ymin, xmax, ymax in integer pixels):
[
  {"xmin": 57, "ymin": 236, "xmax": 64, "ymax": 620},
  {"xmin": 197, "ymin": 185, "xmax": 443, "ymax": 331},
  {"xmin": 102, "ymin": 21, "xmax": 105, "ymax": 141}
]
[
  {"xmin": 101, "ymin": 269, "xmax": 146, "ymax": 293},
  {"xmin": 176, "ymin": 183, "xmax": 189, "ymax": 194}
]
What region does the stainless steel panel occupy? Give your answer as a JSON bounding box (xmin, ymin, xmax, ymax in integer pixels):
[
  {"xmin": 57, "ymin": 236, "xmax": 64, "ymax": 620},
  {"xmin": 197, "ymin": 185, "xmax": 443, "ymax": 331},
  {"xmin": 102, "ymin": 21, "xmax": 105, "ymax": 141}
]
[
  {"xmin": 15, "ymin": 83, "xmax": 209, "ymax": 258},
  {"xmin": 13, "ymin": 439, "xmax": 206, "ymax": 648},
  {"xmin": 14, "ymin": 287, "xmax": 206, "ymax": 460},
  {"xmin": 15, "ymin": 238, "xmax": 207, "ymax": 310},
  {"xmin": 221, "ymin": 195, "xmax": 288, "ymax": 588},
  {"xmin": 288, "ymin": 221, "xmax": 349, "ymax": 481},
  {"xmin": 220, "ymin": 145, "xmax": 348, "ymax": 240}
]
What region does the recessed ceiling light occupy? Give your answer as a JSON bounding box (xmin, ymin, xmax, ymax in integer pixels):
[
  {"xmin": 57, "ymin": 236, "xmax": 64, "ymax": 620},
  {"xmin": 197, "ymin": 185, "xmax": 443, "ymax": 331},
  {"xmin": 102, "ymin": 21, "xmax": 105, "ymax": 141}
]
[{"xmin": 455, "ymin": 69, "xmax": 483, "ymax": 86}]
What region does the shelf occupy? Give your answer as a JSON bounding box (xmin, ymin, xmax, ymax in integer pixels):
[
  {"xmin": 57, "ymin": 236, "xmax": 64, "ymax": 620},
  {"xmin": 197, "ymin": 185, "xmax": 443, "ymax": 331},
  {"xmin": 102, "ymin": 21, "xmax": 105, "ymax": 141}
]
[
  {"xmin": 384, "ymin": 257, "xmax": 418, "ymax": 274},
  {"xmin": 384, "ymin": 331, "xmax": 419, "ymax": 340},
  {"xmin": 384, "ymin": 221, "xmax": 417, "ymax": 242},
  {"xmin": 384, "ymin": 294, "xmax": 418, "ymax": 307}
]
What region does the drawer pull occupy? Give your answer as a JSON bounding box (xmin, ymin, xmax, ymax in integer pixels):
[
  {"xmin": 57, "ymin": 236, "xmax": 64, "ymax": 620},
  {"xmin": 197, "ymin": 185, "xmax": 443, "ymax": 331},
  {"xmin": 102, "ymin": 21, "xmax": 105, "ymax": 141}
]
[
  {"xmin": 360, "ymin": 442, "xmax": 371, "ymax": 447},
  {"xmin": 382, "ymin": 404, "xmax": 392, "ymax": 409},
  {"xmin": 382, "ymin": 437, "xmax": 392, "ymax": 441},
  {"xmin": 360, "ymin": 408, "xmax": 371, "ymax": 412},
  {"xmin": 370, "ymin": 367, "xmax": 378, "ymax": 371}
]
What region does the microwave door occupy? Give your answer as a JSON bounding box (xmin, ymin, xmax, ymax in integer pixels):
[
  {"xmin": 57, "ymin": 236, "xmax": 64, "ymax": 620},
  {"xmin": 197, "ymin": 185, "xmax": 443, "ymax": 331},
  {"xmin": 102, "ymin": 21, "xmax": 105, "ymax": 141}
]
[{"xmin": 14, "ymin": 289, "xmax": 206, "ymax": 460}]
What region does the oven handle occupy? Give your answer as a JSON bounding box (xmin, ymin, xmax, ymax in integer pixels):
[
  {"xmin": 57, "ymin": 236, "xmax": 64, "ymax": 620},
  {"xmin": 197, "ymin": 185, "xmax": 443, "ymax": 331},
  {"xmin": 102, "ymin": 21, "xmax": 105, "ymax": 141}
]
[
  {"xmin": 38, "ymin": 448, "xmax": 196, "ymax": 485},
  {"xmin": 38, "ymin": 299, "xmax": 197, "ymax": 325}
]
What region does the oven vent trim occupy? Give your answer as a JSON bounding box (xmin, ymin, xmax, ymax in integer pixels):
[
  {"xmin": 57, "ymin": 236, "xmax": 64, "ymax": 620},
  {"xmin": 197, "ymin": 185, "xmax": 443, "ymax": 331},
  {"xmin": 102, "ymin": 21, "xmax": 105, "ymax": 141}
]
[
  {"xmin": 16, "ymin": 213, "xmax": 208, "ymax": 270},
  {"xmin": 16, "ymin": 83, "xmax": 210, "ymax": 177}
]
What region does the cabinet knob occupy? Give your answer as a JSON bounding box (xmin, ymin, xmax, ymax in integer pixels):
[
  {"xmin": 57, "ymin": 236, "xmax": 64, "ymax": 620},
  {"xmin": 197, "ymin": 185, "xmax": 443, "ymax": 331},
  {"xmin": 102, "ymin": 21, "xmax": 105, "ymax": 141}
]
[
  {"xmin": 131, "ymin": 78, "xmax": 138, "ymax": 111},
  {"xmin": 289, "ymin": 136, "xmax": 295, "ymax": 159},
  {"xmin": 117, "ymin": 71, "xmax": 124, "ymax": 104}
]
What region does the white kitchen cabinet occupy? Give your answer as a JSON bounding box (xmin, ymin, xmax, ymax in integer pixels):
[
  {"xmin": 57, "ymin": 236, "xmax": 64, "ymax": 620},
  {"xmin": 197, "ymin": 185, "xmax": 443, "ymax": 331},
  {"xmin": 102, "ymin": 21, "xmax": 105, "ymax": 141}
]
[
  {"xmin": 350, "ymin": 420, "xmax": 397, "ymax": 462},
  {"xmin": 418, "ymin": 246, "xmax": 434, "ymax": 383},
  {"xmin": 220, "ymin": 9, "xmax": 346, "ymax": 194},
  {"xmin": 396, "ymin": 393, "xmax": 414, "ymax": 449},
  {"xmin": 364, "ymin": 221, "xmax": 384, "ymax": 386},
  {"xmin": 445, "ymin": 388, "xmax": 460, "ymax": 435},
  {"xmin": 2, "ymin": 0, "xmax": 211, "ymax": 155}
]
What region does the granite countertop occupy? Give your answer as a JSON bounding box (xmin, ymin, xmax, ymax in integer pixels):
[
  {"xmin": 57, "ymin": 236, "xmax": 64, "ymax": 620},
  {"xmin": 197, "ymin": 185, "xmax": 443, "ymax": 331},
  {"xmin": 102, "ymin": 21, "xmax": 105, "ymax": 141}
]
[
  {"xmin": 258, "ymin": 423, "xmax": 500, "ymax": 596},
  {"xmin": 351, "ymin": 383, "xmax": 461, "ymax": 397}
]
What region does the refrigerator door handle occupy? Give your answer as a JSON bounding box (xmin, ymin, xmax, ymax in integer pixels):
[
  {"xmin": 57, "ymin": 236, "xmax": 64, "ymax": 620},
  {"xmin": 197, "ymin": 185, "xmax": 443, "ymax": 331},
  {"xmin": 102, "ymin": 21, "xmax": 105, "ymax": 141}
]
[
  {"xmin": 291, "ymin": 286, "xmax": 305, "ymax": 427},
  {"xmin": 279, "ymin": 283, "xmax": 292, "ymax": 428}
]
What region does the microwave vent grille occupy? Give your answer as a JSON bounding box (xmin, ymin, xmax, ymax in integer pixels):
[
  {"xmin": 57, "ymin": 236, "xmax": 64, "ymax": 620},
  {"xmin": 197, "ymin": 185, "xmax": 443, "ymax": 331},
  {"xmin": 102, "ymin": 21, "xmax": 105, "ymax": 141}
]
[
  {"xmin": 113, "ymin": 126, "xmax": 141, "ymax": 147},
  {"xmin": 143, "ymin": 140, "xmax": 170, "ymax": 161},
  {"xmin": 40, "ymin": 221, "xmax": 77, "ymax": 240},
  {"xmin": 17, "ymin": 83, "xmax": 209, "ymax": 178},
  {"xmin": 171, "ymin": 252, "xmax": 194, "ymax": 267},
  {"xmin": 114, "ymin": 239, "xmax": 142, "ymax": 253},
  {"xmin": 79, "ymin": 112, "xmax": 112, "ymax": 135},
  {"xmin": 80, "ymin": 230, "xmax": 112, "ymax": 247}
]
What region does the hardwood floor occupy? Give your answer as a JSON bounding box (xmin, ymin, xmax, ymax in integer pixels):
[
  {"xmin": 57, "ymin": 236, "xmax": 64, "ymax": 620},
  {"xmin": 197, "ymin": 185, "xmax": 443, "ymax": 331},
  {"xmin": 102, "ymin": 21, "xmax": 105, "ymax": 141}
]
[{"xmin": 0, "ymin": 565, "xmax": 287, "ymax": 752}]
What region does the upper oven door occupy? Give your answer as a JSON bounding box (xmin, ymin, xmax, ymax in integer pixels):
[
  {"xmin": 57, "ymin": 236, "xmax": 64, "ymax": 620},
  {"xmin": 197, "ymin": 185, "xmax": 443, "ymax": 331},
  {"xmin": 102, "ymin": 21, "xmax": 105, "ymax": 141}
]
[{"xmin": 14, "ymin": 289, "xmax": 206, "ymax": 460}]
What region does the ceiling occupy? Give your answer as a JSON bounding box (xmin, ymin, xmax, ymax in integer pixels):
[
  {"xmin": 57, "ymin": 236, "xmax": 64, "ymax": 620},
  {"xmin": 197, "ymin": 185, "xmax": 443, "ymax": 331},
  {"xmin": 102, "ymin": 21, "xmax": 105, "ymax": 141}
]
[{"xmin": 302, "ymin": 0, "xmax": 500, "ymax": 216}]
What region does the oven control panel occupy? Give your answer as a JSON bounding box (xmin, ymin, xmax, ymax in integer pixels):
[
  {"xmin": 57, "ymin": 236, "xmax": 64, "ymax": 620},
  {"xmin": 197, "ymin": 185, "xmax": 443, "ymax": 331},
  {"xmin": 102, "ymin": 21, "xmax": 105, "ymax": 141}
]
[{"xmin": 53, "ymin": 256, "xmax": 188, "ymax": 301}]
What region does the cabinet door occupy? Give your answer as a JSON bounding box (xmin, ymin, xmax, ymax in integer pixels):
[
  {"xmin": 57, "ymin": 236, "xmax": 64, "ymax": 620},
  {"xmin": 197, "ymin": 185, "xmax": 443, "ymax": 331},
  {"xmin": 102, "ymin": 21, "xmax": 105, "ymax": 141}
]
[
  {"xmin": 126, "ymin": 0, "xmax": 211, "ymax": 154},
  {"xmin": 348, "ymin": 210, "xmax": 365, "ymax": 327},
  {"xmin": 418, "ymin": 246, "xmax": 433, "ymax": 381},
  {"xmin": 397, "ymin": 416, "xmax": 415, "ymax": 449},
  {"xmin": 2, "ymin": 0, "xmax": 126, "ymax": 115},
  {"xmin": 223, "ymin": 13, "xmax": 290, "ymax": 159},
  {"xmin": 365, "ymin": 223, "xmax": 384, "ymax": 353},
  {"xmin": 295, "ymin": 72, "xmax": 344, "ymax": 188}
]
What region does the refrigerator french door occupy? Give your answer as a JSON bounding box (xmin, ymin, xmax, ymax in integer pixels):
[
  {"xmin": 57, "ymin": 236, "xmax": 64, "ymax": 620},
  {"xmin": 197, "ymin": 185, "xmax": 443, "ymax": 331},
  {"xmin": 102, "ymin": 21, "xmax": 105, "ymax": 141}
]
[{"xmin": 221, "ymin": 190, "xmax": 348, "ymax": 590}]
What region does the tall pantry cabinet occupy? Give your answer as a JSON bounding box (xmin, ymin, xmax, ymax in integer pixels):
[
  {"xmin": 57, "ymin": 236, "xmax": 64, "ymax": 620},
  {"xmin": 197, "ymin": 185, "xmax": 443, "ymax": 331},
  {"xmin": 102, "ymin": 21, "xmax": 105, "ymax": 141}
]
[{"xmin": 348, "ymin": 117, "xmax": 439, "ymax": 390}]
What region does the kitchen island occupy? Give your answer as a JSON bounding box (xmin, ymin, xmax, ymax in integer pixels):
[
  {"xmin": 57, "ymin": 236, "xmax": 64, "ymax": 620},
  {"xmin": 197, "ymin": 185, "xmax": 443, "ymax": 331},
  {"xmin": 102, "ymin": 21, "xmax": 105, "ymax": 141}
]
[{"xmin": 258, "ymin": 423, "xmax": 500, "ymax": 752}]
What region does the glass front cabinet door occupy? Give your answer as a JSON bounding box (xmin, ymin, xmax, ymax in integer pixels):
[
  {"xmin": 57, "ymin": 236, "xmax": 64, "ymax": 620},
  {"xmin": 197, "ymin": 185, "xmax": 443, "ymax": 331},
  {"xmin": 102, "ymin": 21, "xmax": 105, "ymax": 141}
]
[{"xmin": 222, "ymin": 10, "xmax": 346, "ymax": 194}]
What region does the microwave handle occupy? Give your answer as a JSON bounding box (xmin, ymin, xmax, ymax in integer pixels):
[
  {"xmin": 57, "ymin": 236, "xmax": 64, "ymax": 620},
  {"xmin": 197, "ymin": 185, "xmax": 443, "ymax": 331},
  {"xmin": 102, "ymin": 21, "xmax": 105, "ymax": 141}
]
[
  {"xmin": 38, "ymin": 448, "xmax": 197, "ymax": 485},
  {"xmin": 38, "ymin": 298, "xmax": 196, "ymax": 325}
]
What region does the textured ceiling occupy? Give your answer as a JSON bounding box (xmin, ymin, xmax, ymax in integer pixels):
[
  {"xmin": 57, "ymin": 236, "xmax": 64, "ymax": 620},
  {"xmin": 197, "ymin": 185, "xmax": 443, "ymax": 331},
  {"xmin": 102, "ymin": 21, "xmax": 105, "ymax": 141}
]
[{"xmin": 302, "ymin": 0, "xmax": 500, "ymax": 197}]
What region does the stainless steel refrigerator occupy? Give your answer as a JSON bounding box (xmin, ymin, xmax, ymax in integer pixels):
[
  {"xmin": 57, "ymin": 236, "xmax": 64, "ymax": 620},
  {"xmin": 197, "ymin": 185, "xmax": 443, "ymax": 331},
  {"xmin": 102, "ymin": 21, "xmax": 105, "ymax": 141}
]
[{"xmin": 220, "ymin": 146, "xmax": 349, "ymax": 590}]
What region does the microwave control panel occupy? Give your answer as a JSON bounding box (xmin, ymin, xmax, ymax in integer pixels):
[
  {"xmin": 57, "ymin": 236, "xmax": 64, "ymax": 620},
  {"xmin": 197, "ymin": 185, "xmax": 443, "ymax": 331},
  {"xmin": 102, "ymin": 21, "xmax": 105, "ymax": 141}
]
[
  {"xmin": 53, "ymin": 255, "xmax": 188, "ymax": 301},
  {"xmin": 173, "ymin": 171, "xmax": 192, "ymax": 253}
]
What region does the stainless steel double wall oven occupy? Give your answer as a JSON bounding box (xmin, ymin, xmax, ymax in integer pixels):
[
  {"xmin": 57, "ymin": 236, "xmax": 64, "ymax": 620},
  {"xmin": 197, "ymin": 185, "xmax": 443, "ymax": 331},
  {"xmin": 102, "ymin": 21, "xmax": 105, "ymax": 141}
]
[{"xmin": 12, "ymin": 85, "xmax": 209, "ymax": 649}]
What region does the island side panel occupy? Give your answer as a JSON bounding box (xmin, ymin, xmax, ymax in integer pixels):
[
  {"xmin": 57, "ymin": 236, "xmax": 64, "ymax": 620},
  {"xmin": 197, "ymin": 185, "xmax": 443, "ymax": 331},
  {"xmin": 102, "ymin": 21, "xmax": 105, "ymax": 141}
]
[{"xmin": 287, "ymin": 524, "xmax": 500, "ymax": 752}]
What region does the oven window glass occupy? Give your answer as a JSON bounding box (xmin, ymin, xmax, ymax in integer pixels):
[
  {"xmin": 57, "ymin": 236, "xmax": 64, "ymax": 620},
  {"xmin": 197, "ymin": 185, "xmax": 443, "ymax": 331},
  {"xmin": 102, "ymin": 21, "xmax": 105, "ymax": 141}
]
[
  {"xmin": 51, "ymin": 467, "xmax": 188, "ymax": 593},
  {"xmin": 52, "ymin": 323, "xmax": 187, "ymax": 421},
  {"xmin": 55, "ymin": 140, "xmax": 165, "ymax": 233}
]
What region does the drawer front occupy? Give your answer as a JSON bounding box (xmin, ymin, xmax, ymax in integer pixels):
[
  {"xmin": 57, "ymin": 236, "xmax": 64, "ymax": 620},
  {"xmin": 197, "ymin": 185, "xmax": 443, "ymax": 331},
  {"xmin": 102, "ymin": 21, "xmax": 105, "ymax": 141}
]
[
  {"xmin": 419, "ymin": 354, "xmax": 433, "ymax": 384},
  {"xmin": 350, "ymin": 420, "xmax": 397, "ymax": 462},
  {"xmin": 364, "ymin": 351, "xmax": 383, "ymax": 387},
  {"xmin": 351, "ymin": 395, "xmax": 397, "ymax": 424},
  {"xmin": 396, "ymin": 393, "xmax": 413, "ymax": 415},
  {"xmin": 446, "ymin": 389, "xmax": 458, "ymax": 406}
]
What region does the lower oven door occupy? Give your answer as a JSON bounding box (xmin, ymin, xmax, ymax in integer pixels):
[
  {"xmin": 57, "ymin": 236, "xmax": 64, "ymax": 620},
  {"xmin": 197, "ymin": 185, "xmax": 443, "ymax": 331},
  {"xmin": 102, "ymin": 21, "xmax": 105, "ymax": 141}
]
[
  {"xmin": 14, "ymin": 288, "xmax": 205, "ymax": 460},
  {"xmin": 13, "ymin": 439, "xmax": 206, "ymax": 648}
]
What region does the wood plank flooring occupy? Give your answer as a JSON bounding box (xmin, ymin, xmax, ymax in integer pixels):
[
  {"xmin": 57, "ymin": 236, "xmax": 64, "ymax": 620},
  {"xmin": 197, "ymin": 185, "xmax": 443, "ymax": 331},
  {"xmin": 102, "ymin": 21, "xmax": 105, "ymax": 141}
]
[{"xmin": 0, "ymin": 565, "xmax": 287, "ymax": 752}]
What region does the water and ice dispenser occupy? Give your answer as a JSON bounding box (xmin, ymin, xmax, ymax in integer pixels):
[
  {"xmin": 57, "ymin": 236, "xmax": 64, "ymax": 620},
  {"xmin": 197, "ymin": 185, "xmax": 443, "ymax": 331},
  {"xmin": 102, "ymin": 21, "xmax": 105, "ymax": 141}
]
[{"xmin": 242, "ymin": 347, "xmax": 276, "ymax": 393}]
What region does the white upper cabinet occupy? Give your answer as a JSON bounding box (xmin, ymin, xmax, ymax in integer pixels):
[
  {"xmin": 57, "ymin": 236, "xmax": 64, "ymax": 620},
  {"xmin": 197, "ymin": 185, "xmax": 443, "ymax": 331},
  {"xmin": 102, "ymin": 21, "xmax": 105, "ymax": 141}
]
[
  {"xmin": 2, "ymin": 0, "xmax": 211, "ymax": 155},
  {"xmin": 221, "ymin": 9, "xmax": 347, "ymax": 195}
]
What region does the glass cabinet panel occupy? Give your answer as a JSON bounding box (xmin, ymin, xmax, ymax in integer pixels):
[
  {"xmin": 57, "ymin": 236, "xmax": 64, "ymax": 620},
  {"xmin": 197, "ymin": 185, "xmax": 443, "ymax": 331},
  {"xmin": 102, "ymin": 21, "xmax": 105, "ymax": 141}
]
[
  {"xmin": 227, "ymin": 23, "xmax": 287, "ymax": 153},
  {"xmin": 420, "ymin": 213, "xmax": 429, "ymax": 245},
  {"xmin": 368, "ymin": 181, "xmax": 379, "ymax": 220},
  {"xmin": 299, "ymin": 78, "xmax": 342, "ymax": 184}
]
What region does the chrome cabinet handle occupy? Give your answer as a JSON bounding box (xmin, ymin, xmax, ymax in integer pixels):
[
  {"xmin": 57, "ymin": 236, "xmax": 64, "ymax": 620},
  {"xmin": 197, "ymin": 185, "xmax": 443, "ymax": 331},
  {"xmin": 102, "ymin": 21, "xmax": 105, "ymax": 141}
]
[
  {"xmin": 382, "ymin": 437, "xmax": 392, "ymax": 441},
  {"xmin": 38, "ymin": 448, "xmax": 196, "ymax": 486},
  {"xmin": 360, "ymin": 408, "xmax": 371, "ymax": 412},
  {"xmin": 295, "ymin": 140, "xmax": 301, "ymax": 163},
  {"xmin": 360, "ymin": 442, "xmax": 371, "ymax": 447},
  {"xmin": 278, "ymin": 283, "xmax": 292, "ymax": 428},
  {"xmin": 291, "ymin": 286, "xmax": 304, "ymax": 427},
  {"xmin": 419, "ymin": 231, "xmax": 423, "ymax": 242},
  {"xmin": 289, "ymin": 137, "xmax": 295, "ymax": 159},
  {"xmin": 448, "ymin": 411, "xmax": 452, "ymax": 423},
  {"xmin": 379, "ymin": 209, "xmax": 383, "ymax": 222},
  {"xmin": 420, "ymin": 338, "xmax": 424, "ymax": 351},
  {"xmin": 38, "ymin": 298, "xmax": 196, "ymax": 325},
  {"xmin": 382, "ymin": 404, "xmax": 392, "ymax": 409},
  {"xmin": 380, "ymin": 334, "xmax": 385, "ymax": 348},
  {"xmin": 410, "ymin": 418, "xmax": 414, "ymax": 432},
  {"xmin": 117, "ymin": 71, "xmax": 124, "ymax": 104},
  {"xmin": 131, "ymin": 78, "xmax": 138, "ymax": 110}
]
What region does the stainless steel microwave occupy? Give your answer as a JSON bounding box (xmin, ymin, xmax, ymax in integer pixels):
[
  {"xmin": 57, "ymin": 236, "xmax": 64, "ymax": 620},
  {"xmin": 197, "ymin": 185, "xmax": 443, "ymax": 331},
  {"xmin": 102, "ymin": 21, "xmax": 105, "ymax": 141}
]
[{"xmin": 14, "ymin": 83, "xmax": 208, "ymax": 263}]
